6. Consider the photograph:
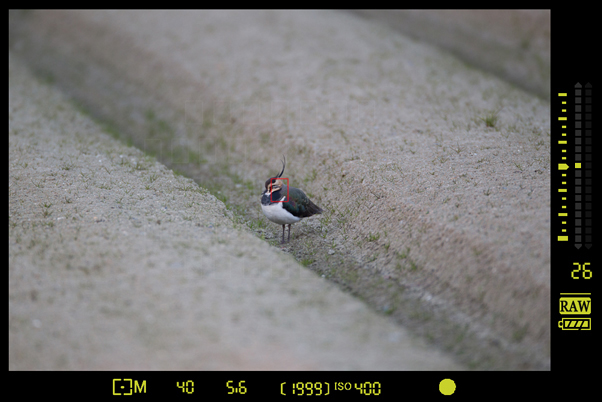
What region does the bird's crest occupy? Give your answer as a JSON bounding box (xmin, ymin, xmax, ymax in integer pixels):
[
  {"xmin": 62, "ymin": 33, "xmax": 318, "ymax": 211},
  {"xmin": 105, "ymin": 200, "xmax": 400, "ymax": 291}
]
[{"xmin": 265, "ymin": 156, "xmax": 286, "ymax": 190}]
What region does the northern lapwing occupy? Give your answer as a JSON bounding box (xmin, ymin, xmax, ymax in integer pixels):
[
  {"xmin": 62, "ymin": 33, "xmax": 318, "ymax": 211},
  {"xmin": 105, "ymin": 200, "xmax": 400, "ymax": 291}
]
[{"xmin": 261, "ymin": 157, "xmax": 323, "ymax": 243}]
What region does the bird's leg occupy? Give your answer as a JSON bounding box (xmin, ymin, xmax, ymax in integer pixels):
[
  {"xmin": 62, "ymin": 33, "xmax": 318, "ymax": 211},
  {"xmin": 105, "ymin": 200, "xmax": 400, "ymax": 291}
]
[
  {"xmin": 287, "ymin": 224, "xmax": 291, "ymax": 242},
  {"xmin": 281, "ymin": 224, "xmax": 286, "ymax": 244}
]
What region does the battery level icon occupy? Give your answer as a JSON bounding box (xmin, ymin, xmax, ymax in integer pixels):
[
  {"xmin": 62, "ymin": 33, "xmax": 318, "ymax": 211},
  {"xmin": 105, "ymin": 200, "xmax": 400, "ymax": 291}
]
[{"xmin": 558, "ymin": 318, "xmax": 591, "ymax": 330}]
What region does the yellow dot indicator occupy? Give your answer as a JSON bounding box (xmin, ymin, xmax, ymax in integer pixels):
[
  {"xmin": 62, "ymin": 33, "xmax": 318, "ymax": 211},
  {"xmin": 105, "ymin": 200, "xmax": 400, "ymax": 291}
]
[{"xmin": 439, "ymin": 379, "xmax": 456, "ymax": 395}]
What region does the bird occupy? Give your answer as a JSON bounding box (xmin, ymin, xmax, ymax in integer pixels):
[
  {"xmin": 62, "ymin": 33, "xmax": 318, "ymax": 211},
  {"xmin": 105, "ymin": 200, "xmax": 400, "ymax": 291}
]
[{"xmin": 261, "ymin": 156, "xmax": 323, "ymax": 244}]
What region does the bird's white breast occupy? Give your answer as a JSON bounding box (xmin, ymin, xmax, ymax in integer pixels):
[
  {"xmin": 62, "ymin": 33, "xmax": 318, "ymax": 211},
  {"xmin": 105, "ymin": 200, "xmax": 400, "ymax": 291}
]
[{"xmin": 261, "ymin": 202, "xmax": 301, "ymax": 225}]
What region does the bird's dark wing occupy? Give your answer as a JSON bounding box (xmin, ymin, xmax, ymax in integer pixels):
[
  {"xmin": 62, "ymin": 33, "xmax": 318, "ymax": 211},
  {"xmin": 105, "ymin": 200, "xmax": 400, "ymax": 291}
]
[{"xmin": 284, "ymin": 187, "xmax": 323, "ymax": 218}]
